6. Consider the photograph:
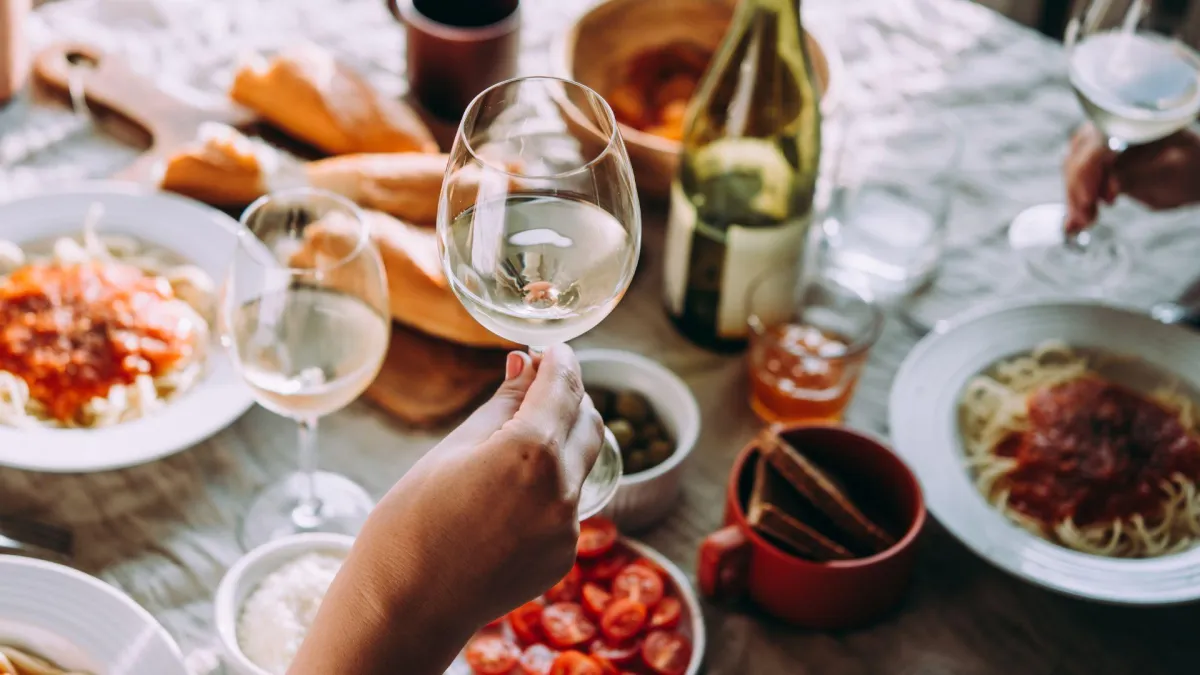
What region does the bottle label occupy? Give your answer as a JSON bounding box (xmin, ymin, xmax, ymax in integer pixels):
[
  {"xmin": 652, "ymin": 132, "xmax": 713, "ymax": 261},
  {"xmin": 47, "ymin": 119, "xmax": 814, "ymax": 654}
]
[{"xmin": 664, "ymin": 181, "xmax": 808, "ymax": 340}]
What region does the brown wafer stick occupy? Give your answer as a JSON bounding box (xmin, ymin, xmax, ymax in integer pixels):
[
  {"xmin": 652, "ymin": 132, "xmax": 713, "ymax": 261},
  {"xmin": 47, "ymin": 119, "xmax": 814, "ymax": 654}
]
[
  {"xmin": 747, "ymin": 455, "xmax": 854, "ymax": 562},
  {"xmin": 759, "ymin": 428, "xmax": 897, "ymax": 554}
]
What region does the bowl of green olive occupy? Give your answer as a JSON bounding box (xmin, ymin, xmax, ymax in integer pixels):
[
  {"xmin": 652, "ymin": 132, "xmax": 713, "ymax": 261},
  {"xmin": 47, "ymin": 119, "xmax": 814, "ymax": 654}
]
[{"xmin": 579, "ymin": 349, "xmax": 700, "ymax": 531}]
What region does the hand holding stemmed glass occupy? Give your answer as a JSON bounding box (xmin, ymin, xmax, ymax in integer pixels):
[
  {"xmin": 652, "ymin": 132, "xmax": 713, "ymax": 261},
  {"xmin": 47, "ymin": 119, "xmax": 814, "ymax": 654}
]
[
  {"xmin": 223, "ymin": 188, "xmax": 390, "ymax": 549},
  {"xmin": 436, "ymin": 76, "xmax": 641, "ymax": 519},
  {"xmin": 1009, "ymin": 0, "xmax": 1200, "ymax": 292}
]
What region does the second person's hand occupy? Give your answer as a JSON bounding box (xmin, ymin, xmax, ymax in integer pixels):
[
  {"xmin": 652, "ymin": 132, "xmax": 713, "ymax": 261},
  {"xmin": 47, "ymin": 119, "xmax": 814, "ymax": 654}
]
[{"xmin": 1064, "ymin": 122, "xmax": 1200, "ymax": 233}]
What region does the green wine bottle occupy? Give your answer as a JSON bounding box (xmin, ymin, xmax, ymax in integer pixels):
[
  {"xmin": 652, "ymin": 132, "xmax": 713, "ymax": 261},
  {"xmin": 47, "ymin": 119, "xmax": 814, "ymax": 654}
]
[{"xmin": 662, "ymin": 0, "xmax": 822, "ymax": 353}]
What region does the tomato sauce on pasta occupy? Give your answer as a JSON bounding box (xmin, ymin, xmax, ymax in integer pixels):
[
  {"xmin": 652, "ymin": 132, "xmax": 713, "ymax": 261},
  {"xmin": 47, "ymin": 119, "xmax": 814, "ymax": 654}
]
[
  {"xmin": 995, "ymin": 378, "xmax": 1200, "ymax": 528},
  {"xmin": 0, "ymin": 261, "xmax": 202, "ymax": 423}
]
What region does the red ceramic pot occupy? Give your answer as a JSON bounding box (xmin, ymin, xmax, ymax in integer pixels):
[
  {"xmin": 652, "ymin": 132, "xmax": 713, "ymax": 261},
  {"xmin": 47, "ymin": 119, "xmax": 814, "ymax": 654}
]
[{"xmin": 698, "ymin": 425, "xmax": 926, "ymax": 630}]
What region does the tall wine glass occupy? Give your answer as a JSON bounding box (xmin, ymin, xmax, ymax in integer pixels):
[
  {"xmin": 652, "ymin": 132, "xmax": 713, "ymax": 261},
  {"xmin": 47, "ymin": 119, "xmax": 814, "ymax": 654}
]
[
  {"xmin": 436, "ymin": 76, "xmax": 641, "ymax": 519},
  {"xmin": 224, "ymin": 188, "xmax": 390, "ymax": 549},
  {"xmin": 1009, "ymin": 0, "xmax": 1199, "ymax": 291}
]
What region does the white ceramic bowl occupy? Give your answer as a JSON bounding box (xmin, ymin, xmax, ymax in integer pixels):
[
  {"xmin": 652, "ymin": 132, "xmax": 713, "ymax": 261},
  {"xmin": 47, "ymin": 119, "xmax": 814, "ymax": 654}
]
[
  {"xmin": 891, "ymin": 300, "xmax": 1200, "ymax": 604},
  {"xmin": 579, "ymin": 349, "xmax": 701, "ymax": 532},
  {"xmin": 0, "ymin": 555, "xmax": 188, "ymax": 674},
  {"xmin": 214, "ymin": 533, "xmax": 355, "ymax": 675}
]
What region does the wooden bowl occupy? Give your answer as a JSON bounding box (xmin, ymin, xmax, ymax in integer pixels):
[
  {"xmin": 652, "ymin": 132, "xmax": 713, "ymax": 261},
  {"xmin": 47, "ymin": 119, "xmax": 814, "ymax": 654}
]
[{"xmin": 551, "ymin": 0, "xmax": 842, "ymax": 200}]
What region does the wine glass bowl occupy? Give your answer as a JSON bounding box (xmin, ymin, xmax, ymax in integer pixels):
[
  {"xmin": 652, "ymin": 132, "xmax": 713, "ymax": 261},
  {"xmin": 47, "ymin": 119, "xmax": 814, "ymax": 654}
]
[
  {"xmin": 438, "ymin": 77, "xmax": 641, "ymax": 351},
  {"xmin": 437, "ymin": 76, "xmax": 641, "ymax": 518},
  {"xmin": 224, "ymin": 188, "xmax": 390, "ymax": 549}
]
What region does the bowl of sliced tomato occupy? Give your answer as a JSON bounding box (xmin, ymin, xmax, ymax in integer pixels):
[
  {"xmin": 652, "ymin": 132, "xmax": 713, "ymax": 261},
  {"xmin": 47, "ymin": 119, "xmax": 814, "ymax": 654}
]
[{"xmin": 449, "ymin": 516, "xmax": 705, "ymax": 675}]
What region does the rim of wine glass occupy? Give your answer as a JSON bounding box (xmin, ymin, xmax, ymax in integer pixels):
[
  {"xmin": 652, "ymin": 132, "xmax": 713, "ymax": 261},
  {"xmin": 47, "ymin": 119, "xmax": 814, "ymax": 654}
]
[
  {"xmin": 236, "ymin": 187, "xmax": 371, "ymax": 274},
  {"xmin": 457, "ymin": 75, "xmax": 624, "ymax": 181}
]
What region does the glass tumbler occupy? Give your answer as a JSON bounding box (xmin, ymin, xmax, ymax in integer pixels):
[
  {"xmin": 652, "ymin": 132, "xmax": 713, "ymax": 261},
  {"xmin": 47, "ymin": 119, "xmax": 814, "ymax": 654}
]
[
  {"xmin": 746, "ymin": 271, "xmax": 884, "ymax": 425},
  {"xmin": 820, "ymin": 109, "xmax": 963, "ymax": 302}
]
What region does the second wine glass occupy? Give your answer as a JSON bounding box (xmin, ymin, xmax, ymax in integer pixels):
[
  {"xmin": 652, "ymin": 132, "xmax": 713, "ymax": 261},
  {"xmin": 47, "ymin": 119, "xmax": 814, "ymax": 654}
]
[
  {"xmin": 1009, "ymin": 0, "xmax": 1200, "ymax": 292},
  {"xmin": 436, "ymin": 76, "xmax": 642, "ymax": 519},
  {"xmin": 224, "ymin": 188, "xmax": 390, "ymax": 550}
]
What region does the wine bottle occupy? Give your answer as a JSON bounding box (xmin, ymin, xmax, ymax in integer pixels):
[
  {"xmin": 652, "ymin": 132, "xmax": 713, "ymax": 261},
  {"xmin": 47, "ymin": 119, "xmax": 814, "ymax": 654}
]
[{"xmin": 662, "ymin": 0, "xmax": 822, "ymax": 352}]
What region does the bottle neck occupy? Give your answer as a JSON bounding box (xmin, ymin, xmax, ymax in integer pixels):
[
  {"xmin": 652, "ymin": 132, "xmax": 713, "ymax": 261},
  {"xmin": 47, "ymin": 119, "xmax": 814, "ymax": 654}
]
[{"xmin": 734, "ymin": 0, "xmax": 801, "ymax": 21}]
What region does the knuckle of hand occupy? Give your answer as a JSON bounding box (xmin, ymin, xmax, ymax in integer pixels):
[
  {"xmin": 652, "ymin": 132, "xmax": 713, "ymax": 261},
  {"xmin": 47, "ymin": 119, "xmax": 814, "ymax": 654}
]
[
  {"xmin": 510, "ymin": 433, "xmax": 563, "ymax": 490},
  {"xmin": 557, "ymin": 367, "xmax": 585, "ymax": 401}
]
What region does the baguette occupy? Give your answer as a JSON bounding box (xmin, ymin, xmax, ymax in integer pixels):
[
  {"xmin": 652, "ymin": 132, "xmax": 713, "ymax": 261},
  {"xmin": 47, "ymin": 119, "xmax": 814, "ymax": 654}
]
[
  {"xmin": 296, "ymin": 209, "xmax": 517, "ymax": 350},
  {"xmin": 305, "ymin": 152, "xmax": 522, "ymax": 226},
  {"xmin": 158, "ymin": 122, "xmax": 280, "ymax": 206},
  {"xmin": 230, "ymin": 43, "xmax": 439, "ymax": 156},
  {"xmin": 304, "ymin": 152, "xmax": 448, "ymax": 225}
]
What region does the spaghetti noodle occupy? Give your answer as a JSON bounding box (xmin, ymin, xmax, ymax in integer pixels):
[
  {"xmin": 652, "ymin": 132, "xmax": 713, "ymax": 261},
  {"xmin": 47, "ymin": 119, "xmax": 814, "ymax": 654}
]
[
  {"xmin": 958, "ymin": 341, "xmax": 1200, "ymax": 558},
  {"xmin": 0, "ymin": 204, "xmax": 215, "ymax": 429}
]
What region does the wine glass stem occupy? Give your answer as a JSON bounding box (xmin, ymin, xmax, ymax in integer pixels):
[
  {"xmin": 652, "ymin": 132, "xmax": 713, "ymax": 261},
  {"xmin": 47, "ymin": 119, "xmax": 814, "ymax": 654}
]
[
  {"xmin": 1064, "ymin": 229, "xmax": 1090, "ymax": 253},
  {"xmin": 295, "ymin": 416, "xmax": 322, "ymax": 528}
]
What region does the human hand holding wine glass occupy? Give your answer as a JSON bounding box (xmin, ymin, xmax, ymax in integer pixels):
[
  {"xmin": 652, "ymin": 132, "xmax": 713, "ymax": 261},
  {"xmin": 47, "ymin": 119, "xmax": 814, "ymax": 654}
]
[
  {"xmin": 1009, "ymin": 0, "xmax": 1200, "ymax": 292},
  {"xmin": 224, "ymin": 188, "xmax": 390, "ymax": 549},
  {"xmin": 1065, "ymin": 121, "xmax": 1200, "ymax": 230},
  {"xmin": 436, "ymin": 76, "xmax": 641, "ymax": 519}
]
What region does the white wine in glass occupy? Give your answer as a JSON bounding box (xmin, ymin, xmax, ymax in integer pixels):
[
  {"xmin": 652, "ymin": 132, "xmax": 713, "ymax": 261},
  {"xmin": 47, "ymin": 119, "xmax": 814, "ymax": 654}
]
[
  {"xmin": 224, "ymin": 188, "xmax": 390, "ymax": 550},
  {"xmin": 437, "ymin": 76, "xmax": 642, "ymax": 520}
]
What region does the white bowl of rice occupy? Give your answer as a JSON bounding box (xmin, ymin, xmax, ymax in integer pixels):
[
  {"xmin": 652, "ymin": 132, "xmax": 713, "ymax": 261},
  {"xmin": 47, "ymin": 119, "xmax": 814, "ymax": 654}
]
[{"xmin": 214, "ymin": 533, "xmax": 354, "ymax": 675}]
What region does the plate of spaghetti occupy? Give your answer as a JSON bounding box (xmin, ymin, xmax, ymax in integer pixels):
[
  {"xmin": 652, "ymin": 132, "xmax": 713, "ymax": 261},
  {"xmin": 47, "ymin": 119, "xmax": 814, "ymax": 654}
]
[
  {"xmin": 0, "ymin": 184, "xmax": 253, "ymax": 472},
  {"xmin": 890, "ymin": 299, "xmax": 1200, "ymax": 604}
]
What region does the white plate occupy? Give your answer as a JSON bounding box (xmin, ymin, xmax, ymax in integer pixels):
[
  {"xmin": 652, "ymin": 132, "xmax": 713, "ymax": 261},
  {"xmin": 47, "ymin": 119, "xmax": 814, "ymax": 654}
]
[
  {"xmin": 0, "ymin": 184, "xmax": 253, "ymax": 472},
  {"xmin": 889, "ymin": 299, "xmax": 1200, "ymax": 605},
  {"xmin": 0, "ymin": 555, "xmax": 188, "ymax": 674}
]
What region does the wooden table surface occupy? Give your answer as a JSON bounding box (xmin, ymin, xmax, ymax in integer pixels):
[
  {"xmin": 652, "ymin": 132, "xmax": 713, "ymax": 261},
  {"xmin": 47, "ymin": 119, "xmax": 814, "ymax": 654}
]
[{"xmin": 6, "ymin": 0, "xmax": 1200, "ymax": 673}]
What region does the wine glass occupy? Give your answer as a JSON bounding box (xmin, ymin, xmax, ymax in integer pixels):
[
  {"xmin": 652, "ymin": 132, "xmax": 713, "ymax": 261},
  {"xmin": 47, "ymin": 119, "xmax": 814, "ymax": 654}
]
[
  {"xmin": 436, "ymin": 76, "xmax": 641, "ymax": 519},
  {"xmin": 1009, "ymin": 0, "xmax": 1200, "ymax": 292},
  {"xmin": 224, "ymin": 188, "xmax": 390, "ymax": 549}
]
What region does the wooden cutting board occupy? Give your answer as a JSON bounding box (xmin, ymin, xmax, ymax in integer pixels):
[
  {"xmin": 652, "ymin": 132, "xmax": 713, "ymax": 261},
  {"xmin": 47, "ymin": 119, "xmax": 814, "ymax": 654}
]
[{"xmin": 33, "ymin": 41, "xmax": 508, "ymax": 427}]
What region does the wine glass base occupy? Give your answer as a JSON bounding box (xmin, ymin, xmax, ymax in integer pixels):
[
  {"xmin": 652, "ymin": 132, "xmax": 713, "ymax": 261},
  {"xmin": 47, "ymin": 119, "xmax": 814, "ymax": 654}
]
[
  {"xmin": 1008, "ymin": 203, "xmax": 1131, "ymax": 292},
  {"xmin": 578, "ymin": 428, "xmax": 623, "ymax": 521},
  {"xmin": 239, "ymin": 471, "xmax": 375, "ymax": 551}
]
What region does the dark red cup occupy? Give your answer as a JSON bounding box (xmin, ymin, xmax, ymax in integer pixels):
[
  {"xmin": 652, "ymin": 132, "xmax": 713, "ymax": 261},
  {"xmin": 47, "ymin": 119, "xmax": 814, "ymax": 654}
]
[
  {"xmin": 698, "ymin": 425, "xmax": 925, "ymax": 630},
  {"xmin": 387, "ymin": 0, "xmax": 521, "ymax": 121}
]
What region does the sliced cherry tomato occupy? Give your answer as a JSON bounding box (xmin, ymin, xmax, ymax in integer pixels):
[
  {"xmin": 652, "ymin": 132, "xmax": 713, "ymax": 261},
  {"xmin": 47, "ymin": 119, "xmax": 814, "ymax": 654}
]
[
  {"xmin": 591, "ymin": 655, "xmax": 619, "ymax": 675},
  {"xmin": 631, "ymin": 557, "xmax": 665, "ymax": 576},
  {"xmin": 577, "ymin": 517, "xmax": 618, "ymax": 559},
  {"xmin": 541, "ymin": 602, "xmax": 597, "ymax": 649},
  {"xmin": 509, "ymin": 601, "xmax": 545, "ymax": 645},
  {"xmin": 519, "ymin": 644, "xmax": 558, "ymax": 675},
  {"xmin": 641, "ymin": 631, "xmax": 691, "ymax": 675},
  {"xmin": 485, "ymin": 615, "xmax": 507, "ymax": 629},
  {"xmin": 648, "ymin": 597, "xmax": 681, "ymax": 630},
  {"xmin": 589, "ymin": 639, "xmax": 641, "ymax": 666},
  {"xmin": 600, "ymin": 598, "xmax": 647, "ymax": 644},
  {"xmin": 611, "ymin": 564, "xmax": 664, "ymax": 609},
  {"xmin": 546, "ymin": 564, "xmax": 583, "ymax": 603},
  {"xmin": 581, "ymin": 583, "xmax": 613, "ymax": 617},
  {"xmin": 548, "ymin": 650, "xmax": 604, "ymax": 675},
  {"xmin": 465, "ymin": 634, "xmax": 521, "ymax": 675},
  {"xmin": 581, "ymin": 553, "xmax": 631, "ymax": 582}
]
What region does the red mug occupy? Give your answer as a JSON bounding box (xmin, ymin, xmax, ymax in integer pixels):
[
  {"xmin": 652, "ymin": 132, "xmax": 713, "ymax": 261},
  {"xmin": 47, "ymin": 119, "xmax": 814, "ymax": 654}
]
[
  {"xmin": 387, "ymin": 0, "xmax": 521, "ymax": 121},
  {"xmin": 698, "ymin": 425, "xmax": 926, "ymax": 630}
]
